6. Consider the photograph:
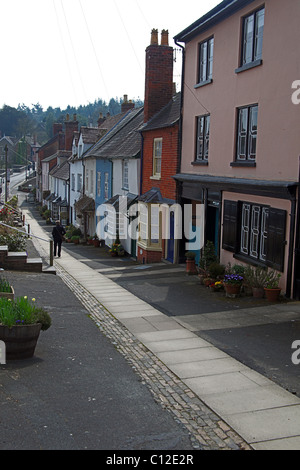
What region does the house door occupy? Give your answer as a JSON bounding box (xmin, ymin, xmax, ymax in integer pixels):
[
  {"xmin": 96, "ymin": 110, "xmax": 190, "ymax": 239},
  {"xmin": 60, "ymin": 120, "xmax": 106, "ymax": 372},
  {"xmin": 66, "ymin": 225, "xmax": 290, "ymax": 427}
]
[
  {"xmin": 167, "ymin": 211, "xmax": 175, "ymax": 263},
  {"xmin": 206, "ymin": 204, "xmax": 219, "ymax": 256},
  {"xmin": 131, "ymin": 237, "xmax": 137, "ymax": 259}
]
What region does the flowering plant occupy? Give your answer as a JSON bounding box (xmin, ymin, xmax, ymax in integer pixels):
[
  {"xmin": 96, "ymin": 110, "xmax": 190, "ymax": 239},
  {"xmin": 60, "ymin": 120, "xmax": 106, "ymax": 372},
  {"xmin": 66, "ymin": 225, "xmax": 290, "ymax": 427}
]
[
  {"xmin": 0, "ymin": 296, "xmax": 51, "ymax": 330},
  {"xmin": 223, "ymin": 274, "xmax": 244, "ymax": 285},
  {"xmin": 109, "ymin": 243, "xmax": 121, "ymax": 254}
]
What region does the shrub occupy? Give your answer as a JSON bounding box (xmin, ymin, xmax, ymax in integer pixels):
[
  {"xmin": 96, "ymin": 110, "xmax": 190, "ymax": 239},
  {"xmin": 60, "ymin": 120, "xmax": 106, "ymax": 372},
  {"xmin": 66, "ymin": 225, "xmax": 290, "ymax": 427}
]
[
  {"xmin": 208, "ymin": 262, "xmax": 225, "ymax": 279},
  {"xmin": 0, "ymin": 296, "xmax": 51, "ymax": 330}
]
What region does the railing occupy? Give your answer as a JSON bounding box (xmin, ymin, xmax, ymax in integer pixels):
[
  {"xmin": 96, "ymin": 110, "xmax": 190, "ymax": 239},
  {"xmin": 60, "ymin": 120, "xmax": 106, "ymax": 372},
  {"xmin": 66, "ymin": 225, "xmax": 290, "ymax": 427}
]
[{"xmin": 0, "ymin": 221, "xmax": 54, "ymax": 266}]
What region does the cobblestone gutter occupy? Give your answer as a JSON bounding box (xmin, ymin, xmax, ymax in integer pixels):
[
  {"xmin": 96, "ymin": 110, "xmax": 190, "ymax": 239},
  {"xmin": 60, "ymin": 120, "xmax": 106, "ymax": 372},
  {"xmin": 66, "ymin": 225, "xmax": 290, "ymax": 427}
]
[{"xmin": 55, "ymin": 263, "xmax": 251, "ymax": 451}]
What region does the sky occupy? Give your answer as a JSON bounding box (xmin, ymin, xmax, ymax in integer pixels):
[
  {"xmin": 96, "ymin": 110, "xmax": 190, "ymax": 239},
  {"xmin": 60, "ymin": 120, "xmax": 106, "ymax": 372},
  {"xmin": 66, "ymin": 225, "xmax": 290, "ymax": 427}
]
[{"xmin": 0, "ymin": 0, "xmax": 220, "ymax": 111}]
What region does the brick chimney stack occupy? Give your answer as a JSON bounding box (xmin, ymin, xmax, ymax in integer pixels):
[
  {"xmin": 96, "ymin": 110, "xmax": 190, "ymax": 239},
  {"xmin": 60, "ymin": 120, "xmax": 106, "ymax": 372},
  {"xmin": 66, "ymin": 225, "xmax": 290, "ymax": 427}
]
[
  {"xmin": 53, "ymin": 123, "xmax": 63, "ymax": 136},
  {"xmin": 121, "ymin": 94, "xmax": 135, "ymax": 113},
  {"xmin": 65, "ymin": 113, "xmax": 78, "ymax": 151},
  {"xmin": 97, "ymin": 112, "xmax": 106, "ymax": 127},
  {"xmin": 144, "ymin": 29, "xmax": 174, "ymax": 123}
]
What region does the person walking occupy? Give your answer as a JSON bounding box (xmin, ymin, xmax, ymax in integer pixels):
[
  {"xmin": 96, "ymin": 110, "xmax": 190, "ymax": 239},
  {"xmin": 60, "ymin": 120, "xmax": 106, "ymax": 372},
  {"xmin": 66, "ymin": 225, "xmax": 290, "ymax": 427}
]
[{"xmin": 52, "ymin": 220, "xmax": 66, "ymax": 258}]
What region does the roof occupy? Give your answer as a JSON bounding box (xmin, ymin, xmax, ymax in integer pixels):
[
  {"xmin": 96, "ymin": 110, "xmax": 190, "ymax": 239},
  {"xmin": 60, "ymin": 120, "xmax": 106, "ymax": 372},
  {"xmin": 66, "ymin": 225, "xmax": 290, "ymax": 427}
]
[
  {"xmin": 50, "ymin": 159, "xmax": 69, "ymax": 180},
  {"xmin": 141, "ymin": 93, "xmax": 181, "ymax": 132},
  {"xmin": 138, "ymin": 188, "xmax": 175, "ymax": 205},
  {"xmin": 105, "ymin": 193, "xmax": 138, "ymax": 210},
  {"xmin": 74, "ymin": 194, "xmax": 95, "ymax": 213},
  {"xmin": 85, "ymin": 107, "xmax": 144, "ymax": 160},
  {"xmin": 80, "ymin": 127, "xmax": 106, "ymax": 145},
  {"xmin": 174, "ymin": 0, "xmax": 256, "ymax": 43}
]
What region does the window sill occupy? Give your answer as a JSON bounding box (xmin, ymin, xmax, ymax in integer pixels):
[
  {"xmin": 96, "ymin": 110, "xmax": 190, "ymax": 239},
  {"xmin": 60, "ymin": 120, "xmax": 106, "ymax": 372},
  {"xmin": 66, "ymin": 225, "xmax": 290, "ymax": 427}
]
[
  {"xmin": 194, "ymin": 79, "xmax": 213, "ymax": 89},
  {"xmin": 192, "ymin": 160, "xmax": 208, "ymax": 166},
  {"xmin": 235, "ymin": 59, "xmax": 263, "ymax": 74},
  {"xmin": 230, "ymin": 161, "xmax": 256, "ymax": 167},
  {"xmin": 150, "ymin": 175, "xmax": 161, "ymax": 180},
  {"xmin": 233, "ymin": 253, "xmax": 267, "ymax": 268}
]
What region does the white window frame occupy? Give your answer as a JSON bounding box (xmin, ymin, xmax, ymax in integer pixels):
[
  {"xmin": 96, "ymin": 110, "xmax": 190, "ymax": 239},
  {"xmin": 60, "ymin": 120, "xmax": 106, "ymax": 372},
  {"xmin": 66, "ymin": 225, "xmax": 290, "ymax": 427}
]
[{"xmin": 153, "ymin": 138, "xmax": 162, "ymax": 178}]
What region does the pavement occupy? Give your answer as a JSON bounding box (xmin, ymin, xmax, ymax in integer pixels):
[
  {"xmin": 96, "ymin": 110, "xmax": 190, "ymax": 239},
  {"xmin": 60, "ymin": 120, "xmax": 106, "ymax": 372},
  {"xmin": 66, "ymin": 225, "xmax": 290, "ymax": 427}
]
[{"xmin": 4, "ymin": 197, "xmax": 300, "ymax": 450}]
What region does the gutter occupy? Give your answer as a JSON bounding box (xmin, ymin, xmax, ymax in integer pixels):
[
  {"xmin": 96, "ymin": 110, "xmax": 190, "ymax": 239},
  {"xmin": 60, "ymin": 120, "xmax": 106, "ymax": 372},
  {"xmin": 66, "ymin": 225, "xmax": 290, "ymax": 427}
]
[{"xmin": 174, "ymin": 39, "xmax": 185, "ymax": 204}]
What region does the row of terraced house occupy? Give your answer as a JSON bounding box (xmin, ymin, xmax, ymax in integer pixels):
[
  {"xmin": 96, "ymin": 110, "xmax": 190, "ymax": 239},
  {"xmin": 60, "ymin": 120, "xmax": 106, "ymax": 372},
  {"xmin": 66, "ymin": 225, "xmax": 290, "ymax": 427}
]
[{"xmin": 36, "ymin": 0, "xmax": 300, "ymax": 299}]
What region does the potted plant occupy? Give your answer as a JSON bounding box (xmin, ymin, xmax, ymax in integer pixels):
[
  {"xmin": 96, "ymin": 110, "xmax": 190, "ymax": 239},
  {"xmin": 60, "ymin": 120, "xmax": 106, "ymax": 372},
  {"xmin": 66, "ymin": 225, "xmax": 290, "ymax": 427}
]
[
  {"xmin": 0, "ymin": 277, "xmax": 14, "ymax": 300},
  {"xmin": 0, "ymin": 296, "xmax": 51, "ymax": 360},
  {"xmin": 71, "ymin": 235, "xmax": 80, "ymax": 244},
  {"xmin": 117, "ymin": 244, "xmax": 125, "ymax": 256},
  {"xmin": 109, "ymin": 243, "xmax": 120, "ymax": 256},
  {"xmin": 185, "ymin": 251, "xmax": 197, "ymax": 275},
  {"xmin": 223, "ymin": 274, "xmax": 244, "ymax": 297},
  {"xmin": 87, "ymin": 235, "xmax": 93, "ymax": 245},
  {"xmin": 244, "ymin": 265, "xmax": 268, "ymax": 298},
  {"xmin": 92, "ymin": 233, "xmax": 100, "ymax": 247},
  {"xmin": 208, "ymin": 262, "xmax": 225, "ymax": 280},
  {"xmin": 264, "ymin": 271, "xmax": 282, "ymax": 302}
]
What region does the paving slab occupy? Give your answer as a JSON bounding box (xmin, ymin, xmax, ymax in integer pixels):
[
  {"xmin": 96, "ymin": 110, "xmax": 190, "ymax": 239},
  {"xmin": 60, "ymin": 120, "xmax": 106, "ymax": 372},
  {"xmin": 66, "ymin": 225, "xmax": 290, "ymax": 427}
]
[{"xmin": 22, "ymin": 207, "xmax": 300, "ymax": 450}]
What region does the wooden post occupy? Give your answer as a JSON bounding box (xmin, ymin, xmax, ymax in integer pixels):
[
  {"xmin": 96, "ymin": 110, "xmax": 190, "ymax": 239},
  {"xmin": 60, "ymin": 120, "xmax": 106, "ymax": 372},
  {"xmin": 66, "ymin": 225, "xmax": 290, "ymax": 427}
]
[{"xmin": 50, "ymin": 240, "xmax": 54, "ymax": 266}]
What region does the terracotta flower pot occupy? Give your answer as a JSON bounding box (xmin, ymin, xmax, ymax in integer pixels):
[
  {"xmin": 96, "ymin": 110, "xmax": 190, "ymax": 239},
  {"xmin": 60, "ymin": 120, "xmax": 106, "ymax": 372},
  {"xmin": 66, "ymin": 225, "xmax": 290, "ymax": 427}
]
[
  {"xmin": 224, "ymin": 283, "xmax": 242, "ymax": 297},
  {"xmin": 186, "ymin": 259, "xmax": 197, "ymax": 275},
  {"xmin": 264, "ymin": 288, "xmax": 281, "ymax": 302},
  {"xmin": 252, "ymin": 287, "xmax": 265, "ymax": 298}
]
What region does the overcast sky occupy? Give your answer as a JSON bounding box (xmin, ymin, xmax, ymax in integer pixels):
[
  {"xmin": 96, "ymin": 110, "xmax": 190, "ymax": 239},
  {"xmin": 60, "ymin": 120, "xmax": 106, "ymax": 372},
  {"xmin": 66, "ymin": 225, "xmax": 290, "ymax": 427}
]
[{"xmin": 0, "ymin": 0, "xmax": 220, "ymax": 110}]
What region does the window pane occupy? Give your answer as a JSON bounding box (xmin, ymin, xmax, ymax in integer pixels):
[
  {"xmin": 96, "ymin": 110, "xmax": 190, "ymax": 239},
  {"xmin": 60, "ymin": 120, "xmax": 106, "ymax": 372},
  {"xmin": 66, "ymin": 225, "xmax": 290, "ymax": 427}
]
[
  {"xmin": 243, "ymin": 14, "xmax": 254, "ymax": 64},
  {"xmin": 204, "ymin": 115, "xmax": 210, "ymax": 159},
  {"xmin": 254, "ymin": 8, "xmax": 265, "ymax": 61},
  {"xmin": 250, "ymin": 205, "xmax": 261, "ymax": 259},
  {"xmin": 248, "ymin": 106, "xmax": 258, "ymax": 160},
  {"xmin": 196, "ymin": 117, "xmax": 204, "ymax": 160},
  {"xmin": 153, "ymin": 139, "xmax": 162, "ymax": 176},
  {"xmin": 200, "ymin": 42, "xmax": 207, "ymax": 82},
  {"xmin": 241, "ymin": 204, "xmax": 250, "ymax": 255},
  {"xmin": 237, "ymin": 108, "xmax": 248, "ymax": 160},
  {"xmin": 207, "ymin": 38, "xmax": 214, "ymax": 80},
  {"xmin": 150, "ymin": 205, "xmax": 159, "ymax": 243},
  {"xmin": 260, "ymin": 207, "xmax": 269, "ymax": 261}
]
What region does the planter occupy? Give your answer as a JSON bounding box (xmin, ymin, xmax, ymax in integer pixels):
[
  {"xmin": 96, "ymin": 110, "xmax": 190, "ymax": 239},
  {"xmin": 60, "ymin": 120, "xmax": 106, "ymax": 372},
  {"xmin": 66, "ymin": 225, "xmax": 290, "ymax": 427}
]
[
  {"xmin": 186, "ymin": 259, "xmax": 197, "ymax": 275},
  {"xmin": 0, "ymin": 323, "xmax": 42, "ymax": 360},
  {"xmin": 110, "ymin": 252, "xmax": 118, "ymax": 257},
  {"xmin": 203, "ymin": 278, "xmax": 214, "ymax": 287},
  {"xmin": 252, "ymin": 287, "xmax": 265, "ymax": 298},
  {"xmin": 224, "ymin": 284, "xmax": 242, "ymax": 298},
  {"xmin": 264, "ymin": 288, "xmax": 281, "ymax": 302},
  {"xmin": 93, "ymin": 240, "xmax": 100, "ymax": 247},
  {"xmin": 0, "ymin": 286, "xmax": 14, "ymax": 301}
]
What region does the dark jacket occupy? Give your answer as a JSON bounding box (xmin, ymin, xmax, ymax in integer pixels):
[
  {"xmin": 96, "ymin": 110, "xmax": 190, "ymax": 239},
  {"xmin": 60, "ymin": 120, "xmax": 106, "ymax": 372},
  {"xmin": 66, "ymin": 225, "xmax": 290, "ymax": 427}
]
[{"xmin": 52, "ymin": 224, "xmax": 66, "ymax": 242}]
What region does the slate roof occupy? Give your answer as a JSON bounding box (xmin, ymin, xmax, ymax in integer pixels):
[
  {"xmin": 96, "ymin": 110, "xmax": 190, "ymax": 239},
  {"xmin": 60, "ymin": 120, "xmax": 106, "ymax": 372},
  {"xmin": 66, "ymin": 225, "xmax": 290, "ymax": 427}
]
[
  {"xmin": 80, "ymin": 127, "xmax": 106, "ymax": 145},
  {"xmin": 49, "ymin": 159, "xmax": 70, "ymax": 180},
  {"xmin": 141, "ymin": 93, "xmax": 181, "ymax": 132},
  {"xmin": 85, "ymin": 107, "xmax": 144, "ymax": 160},
  {"xmin": 138, "ymin": 187, "xmax": 175, "ymax": 205},
  {"xmin": 74, "ymin": 194, "xmax": 95, "ymax": 213}
]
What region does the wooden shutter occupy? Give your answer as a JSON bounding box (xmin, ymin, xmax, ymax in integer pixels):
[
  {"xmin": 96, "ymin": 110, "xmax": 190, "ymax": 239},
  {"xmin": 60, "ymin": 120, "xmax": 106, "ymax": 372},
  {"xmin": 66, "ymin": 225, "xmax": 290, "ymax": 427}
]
[
  {"xmin": 222, "ymin": 200, "xmax": 238, "ymax": 253},
  {"xmin": 266, "ymin": 208, "xmax": 287, "ymax": 272}
]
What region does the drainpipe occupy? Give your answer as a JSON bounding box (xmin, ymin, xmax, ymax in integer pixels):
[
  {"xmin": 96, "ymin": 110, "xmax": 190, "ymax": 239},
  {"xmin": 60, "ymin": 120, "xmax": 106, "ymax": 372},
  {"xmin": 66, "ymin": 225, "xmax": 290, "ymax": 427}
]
[
  {"xmin": 175, "ymin": 39, "xmax": 185, "ymax": 263},
  {"xmin": 139, "ymin": 132, "xmax": 144, "ymax": 195},
  {"xmin": 174, "ymin": 39, "xmax": 185, "ymax": 178}
]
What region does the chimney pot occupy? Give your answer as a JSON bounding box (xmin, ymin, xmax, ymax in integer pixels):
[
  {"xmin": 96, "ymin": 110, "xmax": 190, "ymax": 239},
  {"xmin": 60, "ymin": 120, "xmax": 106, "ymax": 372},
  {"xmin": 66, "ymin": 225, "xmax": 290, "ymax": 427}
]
[
  {"xmin": 150, "ymin": 28, "xmax": 159, "ymax": 45},
  {"xmin": 161, "ymin": 29, "xmax": 169, "ymax": 46}
]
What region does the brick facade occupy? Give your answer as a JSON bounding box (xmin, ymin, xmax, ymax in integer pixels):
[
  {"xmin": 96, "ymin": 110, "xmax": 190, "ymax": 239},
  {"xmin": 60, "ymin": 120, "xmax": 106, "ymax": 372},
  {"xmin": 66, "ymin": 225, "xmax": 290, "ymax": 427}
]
[{"xmin": 141, "ymin": 126, "xmax": 179, "ymax": 201}]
